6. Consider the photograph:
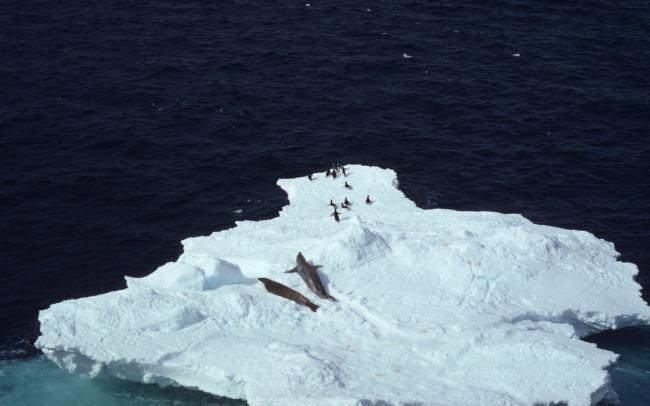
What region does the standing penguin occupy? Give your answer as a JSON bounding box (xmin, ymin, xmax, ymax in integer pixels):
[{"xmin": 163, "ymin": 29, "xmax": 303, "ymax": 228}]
[
  {"xmin": 331, "ymin": 170, "xmax": 337, "ymax": 179},
  {"xmin": 365, "ymin": 195, "xmax": 372, "ymax": 204},
  {"xmin": 308, "ymin": 174, "xmax": 313, "ymax": 181},
  {"xmin": 325, "ymin": 169, "xmax": 331, "ymax": 178},
  {"xmin": 341, "ymin": 166, "xmax": 347, "ymax": 176},
  {"xmin": 329, "ymin": 199, "xmax": 337, "ymax": 208},
  {"xmin": 331, "ymin": 208, "xmax": 340, "ymax": 222},
  {"xmin": 343, "ymin": 197, "xmax": 351, "ymax": 206},
  {"xmin": 344, "ymin": 181, "xmax": 352, "ymax": 190}
]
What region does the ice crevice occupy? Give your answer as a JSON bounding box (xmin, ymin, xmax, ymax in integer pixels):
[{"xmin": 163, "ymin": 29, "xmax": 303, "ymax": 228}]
[{"xmin": 36, "ymin": 165, "xmax": 650, "ymax": 406}]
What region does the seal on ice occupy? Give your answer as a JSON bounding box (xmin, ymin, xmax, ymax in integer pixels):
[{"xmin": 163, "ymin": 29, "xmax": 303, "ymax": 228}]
[
  {"xmin": 286, "ymin": 252, "xmax": 336, "ymax": 301},
  {"xmin": 258, "ymin": 277, "xmax": 319, "ymax": 312}
]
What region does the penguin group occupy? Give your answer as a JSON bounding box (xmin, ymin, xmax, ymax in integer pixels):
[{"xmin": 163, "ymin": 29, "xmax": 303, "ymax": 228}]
[
  {"xmin": 320, "ymin": 163, "xmax": 372, "ymax": 223},
  {"xmin": 258, "ymin": 165, "xmax": 374, "ymax": 313}
]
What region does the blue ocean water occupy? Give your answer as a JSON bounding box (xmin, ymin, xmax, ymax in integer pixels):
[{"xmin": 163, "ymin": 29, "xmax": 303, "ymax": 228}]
[{"xmin": 1, "ymin": 0, "xmax": 649, "ymax": 404}]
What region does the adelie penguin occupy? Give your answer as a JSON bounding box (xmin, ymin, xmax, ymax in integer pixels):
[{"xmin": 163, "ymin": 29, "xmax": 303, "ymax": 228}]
[
  {"xmin": 365, "ymin": 195, "xmax": 372, "ymax": 204},
  {"xmin": 341, "ymin": 166, "xmax": 347, "ymax": 176},
  {"xmin": 344, "ymin": 181, "xmax": 352, "ymax": 190},
  {"xmin": 325, "ymin": 169, "xmax": 331, "ymax": 178},
  {"xmin": 308, "ymin": 173, "xmax": 313, "ymax": 181},
  {"xmin": 331, "ymin": 208, "xmax": 340, "ymax": 222},
  {"xmin": 329, "ymin": 199, "xmax": 337, "ymax": 208},
  {"xmin": 343, "ymin": 197, "xmax": 351, "ymax": 206}
]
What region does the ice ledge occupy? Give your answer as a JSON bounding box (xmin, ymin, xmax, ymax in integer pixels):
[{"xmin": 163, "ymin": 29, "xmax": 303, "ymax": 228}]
[
  {"xmin": 36, "ymin": 165, "xmax": 650, "ymax": 405},
  {"xmin": 40, "ymin": 346, "xmax": 248, "ymax": 401}
]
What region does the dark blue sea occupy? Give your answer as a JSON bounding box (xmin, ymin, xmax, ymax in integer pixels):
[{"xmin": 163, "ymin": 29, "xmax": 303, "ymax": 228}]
[{"xmin": 1, "ymin": 0, "xmax": 649, "ymax": 404}]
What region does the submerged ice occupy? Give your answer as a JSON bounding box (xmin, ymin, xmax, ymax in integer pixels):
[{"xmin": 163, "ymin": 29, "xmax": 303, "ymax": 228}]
[{"xmin": 36, "ymin": 165, "xmax": 650, "ymax": 405}]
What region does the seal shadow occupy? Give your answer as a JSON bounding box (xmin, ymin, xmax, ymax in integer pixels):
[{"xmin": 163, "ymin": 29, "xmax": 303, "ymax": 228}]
[
  {"xmin": 318, "ymin": 270, "xmax": 331, "ymax": 292},
  {"xmin": 310, "ymin": 262, "xmax": 333, "ymax": 294}
]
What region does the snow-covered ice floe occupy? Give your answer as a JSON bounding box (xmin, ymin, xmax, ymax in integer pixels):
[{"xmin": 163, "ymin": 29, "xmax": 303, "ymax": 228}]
[{"xmin": 36, "ymin": 165, "xmax": 650, "ymax": 405}]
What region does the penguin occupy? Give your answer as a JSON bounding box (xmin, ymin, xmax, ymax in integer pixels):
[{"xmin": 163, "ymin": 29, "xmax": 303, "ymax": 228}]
[
  {"xmin": 341, "ymin": 166, "xmax": 347, "ymax": 176},
  {"xmin": 344, "ymin": 181, "xmax": 352, "ymax": 190},
  {"xmin": 332, "ymin": 170, "xmax": 337, "ymax": 179},
  {"xmin": 325, "ymin": 169, "xmax": 331, "ymax": 178},
  {"xmin": 331, "ymin": 208, "xmax": 340, "ymax": 222},
  {"xmin": 329, "ymin": 199, "xmax": 337, "ymax": 208},
  {"xmin": 343, "ymin": 197, "xmax": 350, "ymax": 206},
  {"xmin": 365, "ymin": 195, "xmax": 372, "ymax": 204},
  {"xmin": 308, "ymin": 174, "xmax": 313, "ymax": 181}
]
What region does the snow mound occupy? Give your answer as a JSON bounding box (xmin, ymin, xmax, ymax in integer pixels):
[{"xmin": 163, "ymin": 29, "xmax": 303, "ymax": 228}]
[
  {"xmin": 36, "ymin": 165, "xmax": 650, "ymax": 406},
  {"xmin": 125, "ymin": 258, "xmax": 255, "ymax": 292}
]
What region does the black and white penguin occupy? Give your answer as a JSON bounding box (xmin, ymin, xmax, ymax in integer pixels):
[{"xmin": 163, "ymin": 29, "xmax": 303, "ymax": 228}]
[
  {"xmin": 331, "ymin": 208, "xmax": 340, "ymax": 222},
  {"xmin": 344, "ymin": 181, "xmax": 352, "ymax": 190},
  {"xmin": 365, "ymin": 195, "xmax": 372, "ymax": 204}
]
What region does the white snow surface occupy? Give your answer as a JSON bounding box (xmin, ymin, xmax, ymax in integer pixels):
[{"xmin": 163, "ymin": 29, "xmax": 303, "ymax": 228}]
[{"xmin": 36, "ymin": 165, "xmax": 650, "ymax": 406}]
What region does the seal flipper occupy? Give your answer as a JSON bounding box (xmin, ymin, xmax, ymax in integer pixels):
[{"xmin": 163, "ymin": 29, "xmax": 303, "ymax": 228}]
[{"xmin": 285, "ymin": 266, "xmax": 298, "ymax": 273}]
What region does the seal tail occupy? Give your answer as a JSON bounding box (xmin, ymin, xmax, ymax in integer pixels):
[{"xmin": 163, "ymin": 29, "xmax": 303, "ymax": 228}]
[{"xmin": 307, "ymin": 302, "xmax": 319, "ymax": 312}]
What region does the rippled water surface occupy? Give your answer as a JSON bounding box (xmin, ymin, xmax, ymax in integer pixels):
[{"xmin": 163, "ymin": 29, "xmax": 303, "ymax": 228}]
[{"xmin": 1, "ymin": 0, "xmax": 649, "ymax": 404}]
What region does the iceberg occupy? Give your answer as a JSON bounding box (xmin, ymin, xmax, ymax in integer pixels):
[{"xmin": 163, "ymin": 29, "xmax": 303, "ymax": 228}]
[{"xmin": 36, "ymin": 165, "xmax": 650, "ymax": 405}]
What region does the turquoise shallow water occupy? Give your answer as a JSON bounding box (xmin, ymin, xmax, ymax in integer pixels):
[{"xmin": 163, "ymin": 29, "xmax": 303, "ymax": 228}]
[
  {"xmin": 586, "ymin": 327, "xmax": 650, "ymax": 406},
  {"xmin": 0, "ymin": 357, "xmax": 246, "ymax": 406}
]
